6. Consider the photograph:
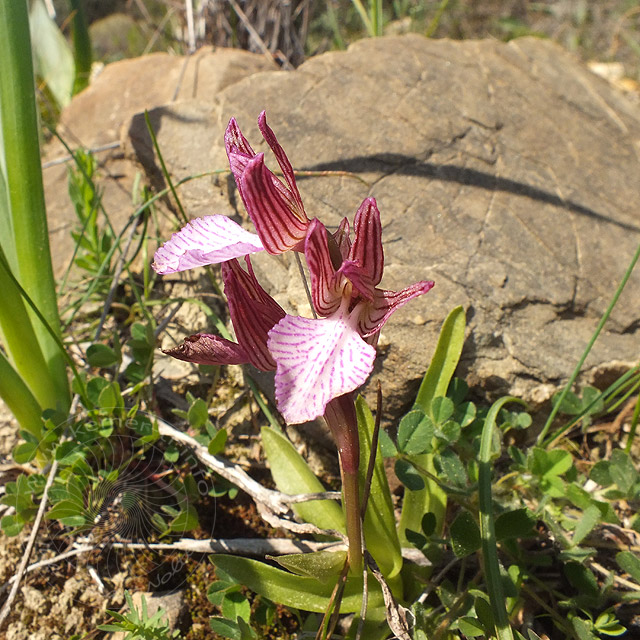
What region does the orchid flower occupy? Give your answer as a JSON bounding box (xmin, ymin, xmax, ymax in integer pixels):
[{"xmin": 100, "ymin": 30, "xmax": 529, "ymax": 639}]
[
  {"xmin": 152, "ymin": 114, "xmax": 435, "ymax": 574},
  {"xmin": 268, "ymin": 198, "xmax": 434, "ymax": 425}
]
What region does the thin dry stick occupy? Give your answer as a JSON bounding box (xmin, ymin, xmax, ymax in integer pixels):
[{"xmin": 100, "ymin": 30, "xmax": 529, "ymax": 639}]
[
  {"xmin": 42, "ymin": 141, "xmax": 121, "ymax": 169},
  {"xmin": 589, "ymin": 559, "xmax": 640, "ymax": 591},
  {"xmin": 156, "ymin": 418, "xmax": 346, "ymax": 540},
  {"xmin": 0, "ymin": 458, "xmax": 60, "ymax": 627},
  {"xmin": 184, "ymin": 0, "xmax": 196, "ymax": 53}
]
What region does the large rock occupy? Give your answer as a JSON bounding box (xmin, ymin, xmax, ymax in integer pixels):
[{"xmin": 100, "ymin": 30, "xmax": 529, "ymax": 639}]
[
  {"xmin": 49, "ymin": 35, "xmax": 640, "ymax": 420},
  {"xmin": 43, "ymin": 47, "xmax": 276, "ymax": 277}
]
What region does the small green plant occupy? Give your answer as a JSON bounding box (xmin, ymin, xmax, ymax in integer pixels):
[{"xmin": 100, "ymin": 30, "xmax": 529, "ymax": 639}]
[{"xmin": 98, "ymin": 591, "xmax": 181, "ymax": 640}]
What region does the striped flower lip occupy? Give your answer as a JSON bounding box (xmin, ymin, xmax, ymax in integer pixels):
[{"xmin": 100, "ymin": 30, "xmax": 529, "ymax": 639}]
[{"xmin": 225, "ymin": 111, "xmax": 310, "ymax": 255}]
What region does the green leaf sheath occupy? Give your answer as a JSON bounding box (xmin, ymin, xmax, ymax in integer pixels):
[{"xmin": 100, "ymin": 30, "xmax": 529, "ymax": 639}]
[{"xmin": 0, "ymin": 0, "xmax": 69, "ymax": 411}]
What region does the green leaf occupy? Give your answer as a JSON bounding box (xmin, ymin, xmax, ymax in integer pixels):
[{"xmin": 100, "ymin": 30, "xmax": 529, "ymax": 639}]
[
  {"xmin": 13, "ymin": 441, "xmax": 38, "ymax": 464},
  {"xmin": 616, "ymin": 550, "xmax": 640, "ymax": 583},
  {"xmin": 450, "ymin": 510, "xmax": 481, "ymax": 557},
  {"xmin": 168, "ymin": 503, "xmax": 199, "ymax": 533},
  {"xmin": 1, "ymin": 513, "xmax": 27, "ymax": 536},
  {"xmin": 211, "ymin": 555, "xmax": 383, "ymax": 613},
  {"xmin": 415, "ymin": 306, "xmax": 466, "ymax": 416},
  {"xmin": 355, "ymin": 397, "xmax": 403, "ymax": 579},
  {"xmin": 456, "ymin": 401, "xmax": 477, "ymax": 428},
  {"xmin": 421, "ymin": 512, "xmax": 437, "ymax": 536},
  {"xmin": 208, "ymin": 428, "xmax": 228, "ymax": 456},
  {"xmin": 590, "ymin": 460, "xmax": 612, "ymax": 487},
  {"xmin": 270, "ymin": 550, "xmax": 347, "ymax": 584},
  {"xmin": 609, "ymin": 449, "xmax": 637, "ymax": 494},
  {"xmin": 437, "ymin": 420, "xmax": 461, "ymax": 445},
  {"xmin": 552, "ymin": 390, "xmax": 582, "ymax": 415},
  {"xmin": 572, "ymin": 505, "xmax": 601, "ymax": 546},
  {"xmin": 528, "ymin": 448, "xmax": 573, "ymax": 478},
  {"xmin": 54, "ymin": 441, "xmax": 85, "ymax": 466},
  {"xmin": 261, "ymin": 427, "xmax": 345, "ymax": 533},
  {"xmin": 438, "ymin": 449, "xmax": 467, "ymax": 487},
  {"xmin": 458, "ymin": 617, "xmax": 486, "ymax": 636},
  {"xmin": 395, "ymin": 459, "xmax": 425, "ymax": 491},
  {"xmin": 397, "ymin": 410, "xmax": 434, "ymax": 455},
  {"xmin": 405, "ymin": 529, "xmax": 427, "ymax": 549},
  {"xmin": 98, "ymin": 383, "xmax": 116, "ymax": 412},
  {"xmin": 378, "ymin": 429, "xmax": 397, "ymax": 457},
  {"xmin": 46, "ymin": 499, "xmax": 85, "ymax": 520},
  {"xmin": 495, "ymin": 509, "xmax": 536, "ymax": 541},
  {"xmin": 432, "ymin": 396, "xmax": 455, "ymax": 424},
  {"xmin": 29, "ymin": 0, "xmax": 74, "ymax": 109},
  {"xmin": 86, "ymin": 377, "xmax": 110, "ymax": 407},
  {"xmin": 86, "ymin": 343, "xmax": 118, "ymax": 368},
  {"xmin": 210, "ymin": 617, "xmax": 241, "ymax": 640},
  {"xmin": 188, "ymin": 398, "xmax": 209, "ymax": 429},
  {"xmin": 572, "ymin": 616, "xmax": 598, "ymax": 640},
  {"xmin": 222, "ymin": 589, "xmax": 251, "ymax": 624},
  {"xmin": 564, "ymin": 562, "xmax": 599, "ymax": 598}
]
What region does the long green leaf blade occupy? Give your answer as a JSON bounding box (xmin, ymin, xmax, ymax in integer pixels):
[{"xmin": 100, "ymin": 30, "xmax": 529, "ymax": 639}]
[
  {"xmin": 0, "ymin": 0, "xmax": 69, "ymax": 410},
  {"xmin": 261, "ymin": 427, "xmax": 345, "ymax": 533}
]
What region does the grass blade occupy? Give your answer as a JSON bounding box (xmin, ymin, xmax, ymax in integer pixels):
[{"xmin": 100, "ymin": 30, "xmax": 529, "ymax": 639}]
[
  {"xmin": 538, "ymin": 241, "xmax": 640, "ymax": 446},
  {"xmin": 479, "ymin": 396, "xmax": 524, "ymax": 640}
]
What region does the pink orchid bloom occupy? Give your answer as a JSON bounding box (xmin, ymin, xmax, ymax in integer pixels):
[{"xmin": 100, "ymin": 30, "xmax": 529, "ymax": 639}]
[
  {"xmin": 164, "ymin": 257, "xmax": 285, "ymax": 372},
  {"xmin": 152, "ymin": 111, "xmax": 309, "ymax": 275},
  {"xmin": 268, "ymin": 198, "xmax": 434, "ymax": 424}
]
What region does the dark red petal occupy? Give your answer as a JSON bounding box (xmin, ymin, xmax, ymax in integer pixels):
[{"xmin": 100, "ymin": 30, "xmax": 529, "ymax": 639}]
[
  {"xmin": 304, "ymin": 219, "xmax": 344, "ymax": 317},
  {"xmin": 240, "ymin": 154, "xmax": 309, "ymax": 254},
  {"xmin": 164, "ymin": 333, "xmax": 249, "ymax": 365},
  {"xmin": 332, "ymin": 217, "xmax": 351, "ymax": 260},
  {"xmin": 358, "ymin": 281, "xmax": 435, "ymax": 337},
  {"xmin": 339, "ymin": 260, "xmax": 375, "ymax": 302},
  {"xmin": 257, "ymin": 111, "xmax": 306, "ymax": 218},
  {"xmin": 225, "ymin": 117, "xmax": 255, "ymax": 158},
  {"xmin": 349, "ymin": 198, "xmax": 384, "ymax": 287},
  {"xmin": 222, "ymin": 258, "xmax": 286, "ymax": 371}
]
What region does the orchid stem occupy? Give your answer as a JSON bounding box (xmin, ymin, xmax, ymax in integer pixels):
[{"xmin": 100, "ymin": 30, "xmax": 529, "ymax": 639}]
[
  {"xmin": 342, "ymin": 468, "xmax": 363, "ymax": 573},
  {"xmin": 324, "ymin": 395, "xmax": 363, "ymax": 574}
]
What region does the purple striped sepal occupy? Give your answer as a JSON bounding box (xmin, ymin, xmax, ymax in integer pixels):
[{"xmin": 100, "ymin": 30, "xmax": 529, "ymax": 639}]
[{"xmin": 225, "ymin": 112, "xmax": 310, "ymax": 254}]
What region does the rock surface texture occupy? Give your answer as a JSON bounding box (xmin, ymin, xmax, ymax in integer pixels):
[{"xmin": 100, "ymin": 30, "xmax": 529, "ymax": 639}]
[{"xmin": 47, "ymin": 36, "xmax": 640, "ymax": 418}]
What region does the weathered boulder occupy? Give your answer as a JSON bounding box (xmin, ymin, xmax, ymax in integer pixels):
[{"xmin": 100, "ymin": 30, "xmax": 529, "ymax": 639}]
[
  {"xmin": 43, "ymin": 46, "xmax": 276, "ymax": 277},
  {"xmin": 48, "ymin": 35, "xmax": 640, "ymax": 421}
]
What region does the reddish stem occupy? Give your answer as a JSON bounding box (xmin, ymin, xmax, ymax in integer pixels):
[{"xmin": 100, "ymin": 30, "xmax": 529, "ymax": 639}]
[{"xmin": 324, "ymin": 393, "xmax": 362, "ymax": 573}]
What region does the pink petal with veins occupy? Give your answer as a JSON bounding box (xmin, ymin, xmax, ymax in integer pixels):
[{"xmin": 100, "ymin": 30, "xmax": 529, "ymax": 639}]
[
  {"xmin": 268, "ymin": 304, "xmax": 376, "ymax": 424},
  {"xmin": 152, "ymin": 215, "xmax": 264, "ymax": 274},
  {"xmin": 239, "ymin": 154, "xmax": 309, "ymax": 254},
  {"xmin": 257, "ymin": 111, "xmax": 305, "ymax": 216},
  {"xmin": 164, "ymin": 333, "xmax": 249, "ymax": 366},
  {"xmin": 223, "ymin": 258, "xmax": 285, "ymax": 371},
  {"xmin": 349, "ymin": 197, "xmax": 384, "ymax": 289},
  {"xmin": 358, "ymin": 281, "xmax": 435, "ymax": 337},
  {"xmin": 333, "ymin": 217, "xmax": 351, "ymax": 260},
  {"xmin": 305, "ymin": 219, "xmax": 345, "ymax": 316}
]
